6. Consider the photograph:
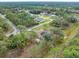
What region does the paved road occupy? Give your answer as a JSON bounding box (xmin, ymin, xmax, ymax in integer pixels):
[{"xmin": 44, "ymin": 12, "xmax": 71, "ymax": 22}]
[
  {"xmin": 0, "ymin": 14, "xmax": 20, "ymax": 37},
  {"xmin": 0, "ymin": 13, "xmax": 54, "ymax": 37},
  {"xmin": 27, "ymin": 19, "xmax": 53, "ymax": 31}
]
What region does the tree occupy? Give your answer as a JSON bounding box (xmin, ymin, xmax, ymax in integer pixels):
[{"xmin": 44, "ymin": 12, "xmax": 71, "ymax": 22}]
[
  {"xmin": 67, "ymin": 16, "xmax": 77, "ymax": 23},
  {"xmin": 50, "ymin": 17, "xmax": 70, "ymax": 30},
  {"xmin": 41, "ymin": 31, "xmax": 52, "ymax": 41},
  {"xmin": 17, "ymin": 25, "xmax": 27, "ymax": 32},
  {"xmin": 50, "ymin": 19, "xmax": 61, "ymax": 27},
  {"xmin": 29, "ymin": 10, "xmax": 41, "ymax": 14},
  {"xmin": 6, "ymin": 11, "xmax": 38, "ymax": 27},
  {"xmin": 55, "ymin": 8, "xmax": 65, "ymax": 16}
]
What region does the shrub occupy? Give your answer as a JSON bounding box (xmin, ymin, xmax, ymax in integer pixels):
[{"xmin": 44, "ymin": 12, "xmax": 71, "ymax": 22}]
[
  {"xmin": 64, "ymin": 46, "xmax": 79, "ymax": 58},
  {"xmin": 0, "ymin": 41, "xmax": 8, "ymax": 57}
]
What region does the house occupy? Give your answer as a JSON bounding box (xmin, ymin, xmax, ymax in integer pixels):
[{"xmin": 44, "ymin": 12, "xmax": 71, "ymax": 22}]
[
  {"xmin": 34, "ymin": 17, "xmax": 45, "ymax": 22},
  {"xmin": 68, "ymin": 10, "xmax": 79, "ymax": 14}
]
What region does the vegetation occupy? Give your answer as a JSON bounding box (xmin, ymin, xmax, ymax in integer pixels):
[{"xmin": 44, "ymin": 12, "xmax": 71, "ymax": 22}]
[
  {"xmin": 64, "ymin": 37, "xmax": 79, "ymax": 58},
  {"xmin": 6, "ymin": 11, "xmax": 38, "ymax": 27},
  {"xmin": 0, "ymin": 2, "xmax": 79, "ymax": 58}
]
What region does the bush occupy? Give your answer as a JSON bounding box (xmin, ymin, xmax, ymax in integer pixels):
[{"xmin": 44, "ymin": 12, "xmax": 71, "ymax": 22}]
[
  {"xmin": 64, "ymin": 46, "xmax": 79, "ymax": 58},
  {"xmin": 8, "ymin": 33, "xmax": 27, "ymax": 49},
  {"xmin": 8, "ymin": 31, "xmax": 37, "ymax": 49},
  {"xmin": 70, "ymin": 38, "xmax": 79, "ymax": 46},
  {"xmin": 29, "ymin": 40, "xmax": 51, "ymax": 57},
  {"xmin": 61, "ymin": 20, "xmax": 69, "ymax": 30},
  {"xmin": 50, "ymin": 28, "xmax": 64, "ymax": 46},
  {"xmin": 0, "ymin": 41, "xmax": 8, "ymax": 57}
]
